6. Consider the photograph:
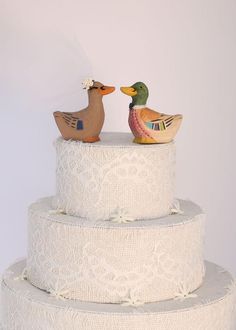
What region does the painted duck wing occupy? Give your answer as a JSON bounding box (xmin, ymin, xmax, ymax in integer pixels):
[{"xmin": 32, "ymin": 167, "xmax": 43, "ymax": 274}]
[
  {"xmin": 62, "ymin": 112, "xmax": 84, "ymax": 130},
  {"xmin": 140, "ymin": 108, "xmax": 162, "ymax": 122},
  {"xmin": 145, "ymin": 114, "xmax": 175, "ymax": 131}
]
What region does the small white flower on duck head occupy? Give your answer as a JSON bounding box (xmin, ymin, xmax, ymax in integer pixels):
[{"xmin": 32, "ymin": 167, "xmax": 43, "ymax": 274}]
[{"xmin": 82, "ymin": 78, "xmax": 94, "ymax": 90}]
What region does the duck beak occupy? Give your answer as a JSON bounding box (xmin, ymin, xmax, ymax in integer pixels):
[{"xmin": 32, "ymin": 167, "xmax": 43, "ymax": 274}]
[
  {"xmin": 99, "ymin": 86, "xmax": 115, "ymax": 95},
  {"xmin": 120, "ymin": 86, "xmax": 137, "ymax": 96}
]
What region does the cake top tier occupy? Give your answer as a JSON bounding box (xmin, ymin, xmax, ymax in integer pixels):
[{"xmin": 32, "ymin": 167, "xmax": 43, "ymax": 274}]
[
  {"xmin": 56, "ymin": 132, "xmax": 175, "ymax": 149},
  {"xmin": 53, "ymin": 132, "xmax": 176, "ymax": 221}
]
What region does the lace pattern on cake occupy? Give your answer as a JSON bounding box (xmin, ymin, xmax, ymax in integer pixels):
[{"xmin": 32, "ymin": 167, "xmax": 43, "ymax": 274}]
[
  {"xmin": 52, "ymin": 138, "xmax": 176, "ymax": 220},
  {"xmin": 1, "ymin": 272, "xmax": 236, "ymax": 330},
  {"xmin": 27, "ymin": 203, "xmax": 205, "ymax": 303}
]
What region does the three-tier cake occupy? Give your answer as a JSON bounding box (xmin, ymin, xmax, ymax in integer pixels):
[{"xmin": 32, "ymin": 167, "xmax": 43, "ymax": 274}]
[{"xmin": 1, "ymin": 132, "xmax": 235, "ymax": 329}]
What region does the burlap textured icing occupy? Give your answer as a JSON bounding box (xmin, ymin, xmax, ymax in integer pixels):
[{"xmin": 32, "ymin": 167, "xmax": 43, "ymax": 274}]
[
  {"xmin": 27, "ymin": 197, "xmax": 205, "ymax": 303},
  {"xmin": 52, "ymin": 132, "xmax": 175, "ymax": 221},
  {"xmin": 1, "ymin": 260, "xmax": 236, "ymax": 330}
]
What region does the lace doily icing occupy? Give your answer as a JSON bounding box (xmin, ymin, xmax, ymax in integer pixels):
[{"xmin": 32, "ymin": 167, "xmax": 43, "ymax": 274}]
[
  {"xmin": 52, "ymin": 132, "xmax": 176, "ymax": 221},
  {"xmin": 27, "ymin": 197, "xmax": 205, "ymax": 303},
  {"xmin": 1, "ymin": 260, "xmax": 236, "ymax": 330}
]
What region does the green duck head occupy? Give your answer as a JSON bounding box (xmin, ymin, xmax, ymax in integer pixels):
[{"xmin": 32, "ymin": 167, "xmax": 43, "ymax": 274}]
[{"xmin": 120, "ymin": 82, "xmax": 149, "ymax": 108}]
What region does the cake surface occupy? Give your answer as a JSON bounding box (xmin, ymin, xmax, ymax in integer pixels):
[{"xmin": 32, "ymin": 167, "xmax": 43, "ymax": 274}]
[
  {"xmin": 53, "ymin": 132, "xmax": 175, "ymax": 221},
  {"xmin": 27, "ymin": 197, "xmax": 205, "ymax": 303},
  {"xmin": 1, "ymin": 260, "xmax": 235, "ymax": 330},
  {"xmin": 1, "ymin": 125, "xmax": 236, "ymax": 328}
]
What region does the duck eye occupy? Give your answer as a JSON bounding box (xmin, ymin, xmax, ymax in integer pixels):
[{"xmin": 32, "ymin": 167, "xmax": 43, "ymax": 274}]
[
  {"xmin": 140, "ymin": 86, "xmax": 142, "ymax": 89},
  {"xmin": 101, "ymin": 86, "xmax": 105, "ymax": 90}
]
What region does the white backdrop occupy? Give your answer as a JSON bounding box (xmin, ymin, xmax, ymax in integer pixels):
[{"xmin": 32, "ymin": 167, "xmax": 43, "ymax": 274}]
[{"xmin": 0, "ymin": 0, "xmax": 236, "ymax": 276}]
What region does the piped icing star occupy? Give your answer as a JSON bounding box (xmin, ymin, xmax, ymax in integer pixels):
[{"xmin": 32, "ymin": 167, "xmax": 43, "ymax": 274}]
[
  {"xmin": 14, "ymin": 267, "xmax": 27, "ymax": 281},
  {"xmin": 48, "ymin": 281, "xmax": 69, "ymax": 301},
  {"xmin": 48, "ymin": 208, "xmax": 65, "ymax": 215},
  {"xmin": 174, "ymin": 282, "xmax": 198, "ymax": 301},
  {"xmin": 121, "ymin": 290, "xmax": 145, "ymax": 307},
  {"xmin": 171, "ymin": 200, "xmax": 184, "ymax": 215},
  {"xmin": 107, "ymin": 208, "xmax": 136, "ymax": 224}
]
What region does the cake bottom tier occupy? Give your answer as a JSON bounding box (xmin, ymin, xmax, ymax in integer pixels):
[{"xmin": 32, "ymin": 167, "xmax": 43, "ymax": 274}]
[{"xmin": 1, "ymin": 260, "xmax": 236, "ymax": 330}]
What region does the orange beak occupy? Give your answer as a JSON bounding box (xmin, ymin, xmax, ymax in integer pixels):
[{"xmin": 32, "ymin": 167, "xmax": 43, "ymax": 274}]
[{"xmin": 99, "ymin": 86, "xmax": 115, "ymax": 95}]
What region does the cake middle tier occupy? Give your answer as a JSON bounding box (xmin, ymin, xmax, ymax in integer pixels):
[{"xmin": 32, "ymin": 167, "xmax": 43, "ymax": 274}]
[
  {"xmin": 27, "ymin": 197, "xmax": 205, "ymax": 303},
  {"xmin": 52, "ymin": 132, "xmax": 175, "ymax": 220}
]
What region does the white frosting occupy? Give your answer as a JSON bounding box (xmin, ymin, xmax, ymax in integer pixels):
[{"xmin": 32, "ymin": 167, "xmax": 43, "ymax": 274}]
[
  {"xmin": 1, "ymin": 131, "xmax": 236, "ymax": 328},
  {"xmin": 1, "ymin": 260, "xmax": 236, "ymax": 329},
  {"xmin": 27, "ymin": 197, "xmax": 205, "ymax": 303},
  {"xmin": 52, "ymin": 132, "xmax": 176, "ymax": 221}
]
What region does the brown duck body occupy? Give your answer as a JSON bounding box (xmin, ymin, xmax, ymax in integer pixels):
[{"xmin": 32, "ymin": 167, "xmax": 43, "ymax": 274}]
[{"xmin": 53, "ymin": 81, "xmax": 115, "ymax": 143}]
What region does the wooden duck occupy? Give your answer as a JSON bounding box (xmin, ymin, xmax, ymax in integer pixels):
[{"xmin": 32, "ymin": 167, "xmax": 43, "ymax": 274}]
[
  {"xmin": 120, "ymin": 82, "xmax": 183, "ymax": 144},
  {"xmin": 54, "ymin": 79, "xmax": 115, "ymax": 142}
]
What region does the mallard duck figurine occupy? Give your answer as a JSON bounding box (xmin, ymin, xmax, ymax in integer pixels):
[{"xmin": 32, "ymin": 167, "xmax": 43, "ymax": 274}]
[
  {"xmin": 120, "ymin": 82, "xmax": 183, "ymax": 144},
  {"xmin": 54, "ymin": 79, "xmax": 115, "ymax": 142}
]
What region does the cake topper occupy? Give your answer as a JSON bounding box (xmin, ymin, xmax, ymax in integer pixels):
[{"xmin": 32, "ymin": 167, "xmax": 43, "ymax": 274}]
[
  {"xmin": 53, "ymin": 79, "xmax": 115, "ymax": 142},
  {"xmin": 120, "ymin": 82, "xmax": 183, "ymax": 144}
]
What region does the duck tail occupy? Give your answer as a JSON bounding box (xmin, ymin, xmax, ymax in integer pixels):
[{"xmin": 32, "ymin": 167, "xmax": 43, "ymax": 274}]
[
  {"xmin": 53, "ymin": 111, "xmax": 63, "ymax": 119},
  {"xmin": 175, "ymin": 114, "xmax": 183, "ymax": 121}
]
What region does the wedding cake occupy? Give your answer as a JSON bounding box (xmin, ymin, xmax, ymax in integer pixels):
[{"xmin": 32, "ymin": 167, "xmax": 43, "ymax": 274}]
[
  {"xmin": 1, "ymin": 131, "xmax": 236, "ymax": 329},
  {"xmin": 1, "ymin": 78, "xmax": 236, "ymax": 329}
]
